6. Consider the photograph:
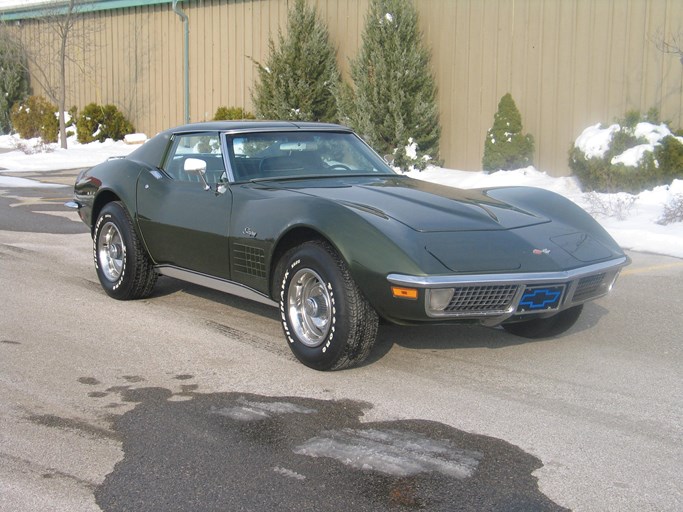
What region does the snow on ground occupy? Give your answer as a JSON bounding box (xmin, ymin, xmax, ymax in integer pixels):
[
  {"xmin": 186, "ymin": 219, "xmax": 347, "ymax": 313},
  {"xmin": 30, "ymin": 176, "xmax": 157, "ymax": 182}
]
[
  {"xmin": 0, "ymin": 134, "xmax": 136, "ymax": 174},
  {"xmin": 1, "ymin": 133, "xmax": 682, "ymax": 259}
]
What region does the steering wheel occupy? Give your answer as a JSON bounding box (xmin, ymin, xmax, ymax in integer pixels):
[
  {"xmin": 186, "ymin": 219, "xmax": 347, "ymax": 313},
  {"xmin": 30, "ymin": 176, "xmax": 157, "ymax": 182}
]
[{"xmin": 327, "ymin": 163, "xmax": 352, "ymax": 172}]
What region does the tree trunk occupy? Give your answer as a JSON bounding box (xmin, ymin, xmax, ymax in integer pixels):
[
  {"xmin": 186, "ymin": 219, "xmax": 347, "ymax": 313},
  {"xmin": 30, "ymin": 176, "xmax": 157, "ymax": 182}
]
[{"xmin": 58, "ymin": 0, "xmax": 76, "ymax": 149}]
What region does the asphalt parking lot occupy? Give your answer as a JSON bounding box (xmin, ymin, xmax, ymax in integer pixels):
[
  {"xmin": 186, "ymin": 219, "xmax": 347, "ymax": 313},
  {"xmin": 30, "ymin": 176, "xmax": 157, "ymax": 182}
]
[{"xmin": 0, "ymin": 169, "xmax": 681, "ymax": 511}]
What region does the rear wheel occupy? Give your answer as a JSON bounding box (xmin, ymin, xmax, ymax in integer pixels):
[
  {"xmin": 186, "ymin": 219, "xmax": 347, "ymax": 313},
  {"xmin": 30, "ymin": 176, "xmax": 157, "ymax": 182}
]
[
  {"xmin": 502, "ymin": 305, "xmax": 584, "ymax": 338},
  {"xmin": 277, "ymin": 241, "xmax": 378, "ymax": 370},
  {"xmin": 94, "ymin": 201, "xmax": 157, "ymax": 300}
]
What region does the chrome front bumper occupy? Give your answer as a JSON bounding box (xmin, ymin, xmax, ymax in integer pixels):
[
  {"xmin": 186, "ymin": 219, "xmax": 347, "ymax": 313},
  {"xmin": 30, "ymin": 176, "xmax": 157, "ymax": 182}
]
[{"xmin": 387, "ymin": 256, "xmax": 630, "ymax": 322}]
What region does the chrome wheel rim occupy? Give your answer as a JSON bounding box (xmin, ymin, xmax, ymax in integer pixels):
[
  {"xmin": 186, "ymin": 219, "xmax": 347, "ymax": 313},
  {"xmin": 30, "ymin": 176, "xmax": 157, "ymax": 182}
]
[
  {"xmin": 287, "ymin": 268, "xmax": 331, "ymax": 347},
  {"xmin": 97, "ymin": 221, "xmax": 125, "ymax": 282}
]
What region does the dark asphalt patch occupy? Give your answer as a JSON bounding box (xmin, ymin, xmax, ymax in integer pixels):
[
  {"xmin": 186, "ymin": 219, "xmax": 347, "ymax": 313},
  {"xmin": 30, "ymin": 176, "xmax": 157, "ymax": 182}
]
[
  {"xmin": 95, "ymin": 388, "xmax": 568, "ymax": 512},
  {"xmin": 78, "ymin": 377, "xmax": 102, "ymax": 385},
  {"xmin": 0, "ymin": 186, "xmax": 88, "ymax": 234}
]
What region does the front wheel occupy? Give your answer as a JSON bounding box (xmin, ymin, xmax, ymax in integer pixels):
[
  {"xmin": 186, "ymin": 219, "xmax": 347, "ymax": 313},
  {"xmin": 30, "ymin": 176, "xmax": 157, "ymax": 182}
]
[
  {"xmin": 502, "ymin": 305, "xmax": 584, "ymax": 338},
  {"xmin": 93, "ymin": 201, "xmax": 157, "ymax": 300},
  {"xmin": 277, "ymin": 241, "xmax": 378, "ymax": 371}
]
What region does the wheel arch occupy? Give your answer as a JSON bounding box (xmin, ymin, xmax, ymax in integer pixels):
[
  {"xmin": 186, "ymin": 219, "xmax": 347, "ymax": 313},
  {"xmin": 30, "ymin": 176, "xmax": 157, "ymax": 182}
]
[
  {"xmin": 91, "ymin": 190, "xmax": 122, "ymax": 235},
  {"xmin": 266, "ymin": 213, "xmax": 429, "ymax": 308},
  {"xmin": 269, "ymin": 226, "xmax": 333, "ymax": 300}
]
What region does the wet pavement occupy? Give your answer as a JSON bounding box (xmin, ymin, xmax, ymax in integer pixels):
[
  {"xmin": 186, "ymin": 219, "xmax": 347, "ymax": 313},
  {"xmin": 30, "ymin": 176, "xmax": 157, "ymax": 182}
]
[
  {"xmin": 0, "ymin": 167, "xmax": 87, "ymax": 234},
  {"xmin": 87, "ymin": 385, "xmax": 566, "ymax": 512}
]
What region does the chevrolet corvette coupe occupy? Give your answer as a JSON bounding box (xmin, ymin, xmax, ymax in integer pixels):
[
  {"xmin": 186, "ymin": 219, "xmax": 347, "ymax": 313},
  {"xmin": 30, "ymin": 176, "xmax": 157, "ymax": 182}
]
[{"xmin": 67, "ymin": 122, "xmax": 629, "ymax": 370}]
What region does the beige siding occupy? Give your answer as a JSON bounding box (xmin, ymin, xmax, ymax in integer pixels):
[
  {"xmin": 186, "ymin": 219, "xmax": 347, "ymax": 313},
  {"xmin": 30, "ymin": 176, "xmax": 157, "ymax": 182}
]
[{"xmin": 11, "ymin": 0, "xmax": 683, "ymax": 175}]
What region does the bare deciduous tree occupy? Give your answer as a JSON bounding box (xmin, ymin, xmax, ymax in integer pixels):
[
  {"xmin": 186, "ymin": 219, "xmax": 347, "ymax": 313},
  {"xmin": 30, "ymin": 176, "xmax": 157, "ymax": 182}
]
[
  {"xmin": 7, "ymin": 1, "xmax": 95, "ymax": 148},
  {"xmin": 653, "ymin": 30, "xmax": 683, "ymax": 67}
]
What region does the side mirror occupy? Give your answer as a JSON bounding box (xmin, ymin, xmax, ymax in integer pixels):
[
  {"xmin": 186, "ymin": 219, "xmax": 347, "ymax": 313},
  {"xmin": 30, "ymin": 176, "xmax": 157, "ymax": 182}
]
[
  {"xmin": 184, "ymin": 158, "xmax": 210, "ymax": 190},
  {"xmin": 184, "ymin": 157, "xmax": 207, "ymax": 174}
]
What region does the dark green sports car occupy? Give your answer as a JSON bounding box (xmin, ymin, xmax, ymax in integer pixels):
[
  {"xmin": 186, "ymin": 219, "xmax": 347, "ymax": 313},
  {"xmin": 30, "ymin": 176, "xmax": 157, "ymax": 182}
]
[{"xmin": 67, "ymin": 122, "xmax": 629, "ymax": 370}]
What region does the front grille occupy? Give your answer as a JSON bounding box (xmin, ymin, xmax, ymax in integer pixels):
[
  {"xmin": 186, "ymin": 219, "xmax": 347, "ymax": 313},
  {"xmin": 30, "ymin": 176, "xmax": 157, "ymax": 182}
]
[
  {"xmin": 444, "ymin": 284, "xmax": 519, "ymax": 314},
  {"xmin": 572, "ymin": 273, "xmax": 606, "ymax": 302}
]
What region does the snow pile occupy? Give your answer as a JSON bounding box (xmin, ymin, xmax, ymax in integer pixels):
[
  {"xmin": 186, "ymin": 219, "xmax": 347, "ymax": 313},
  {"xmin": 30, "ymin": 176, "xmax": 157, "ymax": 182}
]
[
  {"xmin": 574, "ymin": 124, "xmax": 619, "ymax": 159},
  {"xmin": 0, "ymin": 133, "xmax": 137, "ymax": 173},
  {"xmin": 124, "ymin": 133, "xmax": 148, "ymax": 145}
]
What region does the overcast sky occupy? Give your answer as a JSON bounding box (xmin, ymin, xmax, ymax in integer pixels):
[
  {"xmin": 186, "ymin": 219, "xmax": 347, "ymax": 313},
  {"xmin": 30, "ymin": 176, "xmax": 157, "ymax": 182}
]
[
  {"xmin": 0, "ymin": 1, "xmax": 102, "ymax": 9},
  {"xmin": 0, "ymin": 1, "xmax": 54, "ymax": 8}
]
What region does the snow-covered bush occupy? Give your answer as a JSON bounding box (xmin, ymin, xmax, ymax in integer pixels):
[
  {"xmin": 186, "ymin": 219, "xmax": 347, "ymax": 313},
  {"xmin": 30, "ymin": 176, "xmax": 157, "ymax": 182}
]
[
  {"xmin": 12, "ymin": 139, "xmax": 55, "ymax": 155},
  {"xmin": 76, "ymin": 103, "xmax": 134, "ymax": 144},
  {"xmin": 213, "ymin": 106, "xmax": 255, "ymax": 121},
  {"xmin": 251, "ymin": 0, "xmax": 340, "ymax": 122},
  {"xmin": 341, "ymin": 0, "xmax": 441, "ymax": 172},
  {"xmin": 9, "ymin": 95, "xmax": 59, "ymax": 143},
  {"xmin": 570, "ymin": 111, "xmax": 683, "ymax": 193},
  {"xmin": 482, "ymin": 93, "xmax": 534, "ymax": 171}
]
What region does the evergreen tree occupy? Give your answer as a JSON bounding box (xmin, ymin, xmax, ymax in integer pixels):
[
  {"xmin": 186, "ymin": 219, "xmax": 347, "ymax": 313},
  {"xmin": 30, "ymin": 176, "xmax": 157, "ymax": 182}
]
[
  {"xmin": 482, "ymin": 93, "xmax": 534, "ymax": 171},
  {"xmin": 0, "ymin": 30, "xmax": 29, "ymax": 134},
  {"xmin": 251, "ymin": 0, "xmax": 340, "ymax": 122},
  {"xmin": 342, "ymin": 0, "xmax": 440, "ymax": 171}
]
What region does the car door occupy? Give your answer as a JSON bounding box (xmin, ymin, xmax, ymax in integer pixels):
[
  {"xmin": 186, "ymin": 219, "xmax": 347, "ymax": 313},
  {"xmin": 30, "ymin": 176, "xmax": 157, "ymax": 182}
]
[{"xmin": 136, "ymin": 132, "xmax": 233, "ymax": 279}]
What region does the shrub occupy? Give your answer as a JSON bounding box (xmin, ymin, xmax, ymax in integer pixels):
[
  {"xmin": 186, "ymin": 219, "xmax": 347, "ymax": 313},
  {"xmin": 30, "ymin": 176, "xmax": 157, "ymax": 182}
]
[
  {"xmin": 9, "ymin": 95, "xmax": 59, "ymax": 142},
  {"xmin": 0, "ymin": 31, "xmax": 29, "ymax": 134},
  {"xmin": 654, "ymin": 135, "xmax": 683, "ymax": 182},
  {"xmin": 342, "ymin": 0, "xmax": 441, "ymax": 171},
  {"xmin": 12, "ymin": 139, "xmax": 55, "ymax": 155},
  {"xmin": 657, "ymin": 194, "xmax": 683, "ymax": 225},
  {"xmin": 570, "ymin": 111, "xmax": 683, "ymax": 193},
  {"xmin": 251, "ymin": 0, "xmax": 340, "ymax": 122},
  {"xmin": 66, "ymin": 106, "xmax": 78, "ymax": 138},
  {"xmin": 482, "ymin": 93, "xmax": 534, "ymax": 171},
  {"xmin": 76, "ymin": 103, "xmax": 134, "ymax": 143},
  {"xmin": 213, "ymin": 106, "xmax": 255, "ymax": 120},
  {"xmin": 583, "ymin": 191, "xmax": 637, "ymax": 221},
  {"xmin": 568, "ymin": 147, "xmax": 661, "ymax": 194}
]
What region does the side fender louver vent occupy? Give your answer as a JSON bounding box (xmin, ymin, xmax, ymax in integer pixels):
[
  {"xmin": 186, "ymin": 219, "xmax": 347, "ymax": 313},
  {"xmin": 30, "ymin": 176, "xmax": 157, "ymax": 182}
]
[{"xmin": 233, "ymin": 244, "xmax": 266, "ymax": 278}]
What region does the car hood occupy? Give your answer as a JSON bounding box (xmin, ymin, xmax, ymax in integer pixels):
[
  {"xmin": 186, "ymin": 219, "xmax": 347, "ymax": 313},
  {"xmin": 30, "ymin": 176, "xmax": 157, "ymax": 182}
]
[{"xmin": 276, "ymin": 176, "xmax": 550, "ymax": 232}]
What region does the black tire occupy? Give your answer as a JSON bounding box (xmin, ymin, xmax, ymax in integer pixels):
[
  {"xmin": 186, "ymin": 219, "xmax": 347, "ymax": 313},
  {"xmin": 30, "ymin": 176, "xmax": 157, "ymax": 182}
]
[
  {"xmin": 277, "ymin": 240, "xmax": 379, "ymax": 371},
  {"xmin": 502, "ymin": 305, "xmax": 584, "ymax": 338},
  {"xmin": 93, "ymin": 201, "xmax": 157, "ymax": 300}
]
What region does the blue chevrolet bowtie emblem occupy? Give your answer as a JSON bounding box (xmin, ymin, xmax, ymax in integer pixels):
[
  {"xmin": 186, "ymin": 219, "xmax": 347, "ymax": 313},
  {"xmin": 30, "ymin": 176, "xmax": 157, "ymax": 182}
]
[{"xmin": 519, "ymin": 287, "xmax": 563, "ymax": 311}]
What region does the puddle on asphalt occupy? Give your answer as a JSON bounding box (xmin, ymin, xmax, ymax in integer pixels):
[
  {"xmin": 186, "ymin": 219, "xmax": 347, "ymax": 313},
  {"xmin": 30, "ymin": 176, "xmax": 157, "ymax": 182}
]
[{"xmin": 91, "ymin": 386, "xmax": 567, "ymax": 511}]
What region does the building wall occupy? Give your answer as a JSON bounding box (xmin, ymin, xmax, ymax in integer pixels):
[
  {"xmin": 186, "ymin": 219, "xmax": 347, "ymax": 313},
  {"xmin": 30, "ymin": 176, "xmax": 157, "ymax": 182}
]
[{"xmin": 8, "ymin": 0, "xmax": 683, "ymax": 175}]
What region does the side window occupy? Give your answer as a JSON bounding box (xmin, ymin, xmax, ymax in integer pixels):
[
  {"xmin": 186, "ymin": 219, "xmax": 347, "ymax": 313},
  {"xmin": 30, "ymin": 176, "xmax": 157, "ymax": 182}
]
[{"xmin": 162, "ymin": 133, "xmax": 225, "ymax": 183}]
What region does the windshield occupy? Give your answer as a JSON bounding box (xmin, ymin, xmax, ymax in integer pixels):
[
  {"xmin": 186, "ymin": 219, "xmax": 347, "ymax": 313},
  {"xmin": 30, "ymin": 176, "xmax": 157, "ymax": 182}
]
[{"xmin": 226, "ymin": 131, "xmax": 396, "ymax": 182}]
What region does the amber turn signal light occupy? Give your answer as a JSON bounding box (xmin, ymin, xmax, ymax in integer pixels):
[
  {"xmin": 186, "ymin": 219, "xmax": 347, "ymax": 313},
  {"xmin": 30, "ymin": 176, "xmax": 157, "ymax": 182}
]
[{"xmin": 391, "ymin": 287, "xmax": 418, "ymax": 300}]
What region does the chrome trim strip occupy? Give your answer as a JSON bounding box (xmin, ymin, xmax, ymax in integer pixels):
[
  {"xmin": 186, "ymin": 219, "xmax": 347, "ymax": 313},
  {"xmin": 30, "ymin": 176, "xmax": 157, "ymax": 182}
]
[
  {"xmin": 155, "ymin": 265, "xmax": 278, "ymax": 308},
  {"xmin": 387, "ymin": 256, "xmax": 630, "ymax": 288},
  {"xmin": 220, "ymin": 126, "xmax": 354, "ymax": 136}
]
